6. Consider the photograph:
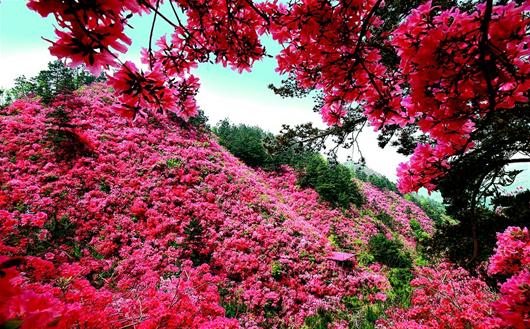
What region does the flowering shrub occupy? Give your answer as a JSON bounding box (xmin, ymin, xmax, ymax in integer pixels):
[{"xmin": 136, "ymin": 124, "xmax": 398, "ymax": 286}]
[
  {"xmin": 3, "ymin": 80, "xmax": 529, "ymax": 329},
  {"xmin": 362, "ymin": 182, "xmax": 434, "ymax": 248},
  {"xmin": 377, "ymin": 263, "xmax": 499, "ymax": 329},
  {"xmin": 488, "ymin": 227, "xmax": 530, "ymax": 277},
  {"xmin": 0, "ymin": 86, "xmax": 435, "ymax": 327},
  {"xmin": 488, "ymin": 227, "xmax": 530, "ymax": 329},
  {"xmin": 380, "ymin": 227, "xmax": 530, "ymax": 329}
]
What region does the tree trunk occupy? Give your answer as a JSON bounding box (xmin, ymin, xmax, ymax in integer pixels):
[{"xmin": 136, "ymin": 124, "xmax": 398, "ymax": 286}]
[
  {"xmin": 469, "ymin": 207, "xmax": 479, "ymax": 264},
  {"xmin": 471, "ymin": 217, "xmax": 479, "ymax": 260}
]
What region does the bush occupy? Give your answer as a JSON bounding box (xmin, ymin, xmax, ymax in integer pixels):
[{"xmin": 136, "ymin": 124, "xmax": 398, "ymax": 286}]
[
  {"xmin": 379, "ymin": 263, "xmax": 499, "ymax": 329},
  {"xmin": 351, "ymin": 166, "xmax": 398, "ymax": 193},
  {"xmin": 270, "ymin": 261, "xmax": 283, "ymax": 280},
  {"xmin": 368, "ymin": 234, "xmax": 412, "ymax": 269},
  {"xmin": 376, "ymin": 211, "xmax": 396, "ymax": 230},
  {"xmin": 368, "ymin": 174, "xmax": 398, "ymax": 193},
  {"xmin": 409, "ymin": 219, "xmax": 430, "ymax": 243},
  {"xmin": 387, "ymin": 268, "xmax": 413, "ymax": 307},
  {"xmin": 302, "ymin": 309, "xmax": 334, "ymax": 329}
]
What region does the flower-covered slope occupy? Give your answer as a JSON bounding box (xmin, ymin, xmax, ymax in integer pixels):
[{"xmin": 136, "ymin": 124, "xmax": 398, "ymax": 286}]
[{"xmin": 1, "ymin": 85, "xmax": 433, "ymax": 328}]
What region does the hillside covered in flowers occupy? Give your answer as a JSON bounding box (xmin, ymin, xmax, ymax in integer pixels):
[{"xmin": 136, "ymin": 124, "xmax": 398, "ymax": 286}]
[{"xmin": 0, "ymin": 85, "xmax": 528, "ymax": 328}]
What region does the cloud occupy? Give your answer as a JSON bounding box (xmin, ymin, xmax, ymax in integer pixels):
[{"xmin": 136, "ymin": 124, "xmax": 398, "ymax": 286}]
[{"xmin": 0, "ymin": 48, "xmax": 54, "ymax": 88}]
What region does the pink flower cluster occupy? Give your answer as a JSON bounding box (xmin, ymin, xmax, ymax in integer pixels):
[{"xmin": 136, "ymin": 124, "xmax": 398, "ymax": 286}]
[
  {"xmin": 488, "ymin": 227, "xmax": 530, "ymax": 277},
  {"xmin": 380, "ymin": 226, "xmax": 530, "ymax": 328},
  {"xmin": 362, "ymin": 183, "xmax": 434, "ymax": 245},
  {"xmin": 392, "ymin": 1, "xmax": 530, "ymax": 193},
  {"xmin": 0, "ymin": 86, "xmax": 432, "ymax": 328},
  {"xmin": 377, "ymin": 263, "xmax": 499, "ymax": 329},
  {"xmin": 0, "ymin": 255, "xmax": 237, "ymax": 329},
  {"xmin": 488, "ymin": 227, "xmax": 530, "ymax": 329},
  {"xmin": 27, "ymin": 0, "xmax": 269, "ymax": 120}
]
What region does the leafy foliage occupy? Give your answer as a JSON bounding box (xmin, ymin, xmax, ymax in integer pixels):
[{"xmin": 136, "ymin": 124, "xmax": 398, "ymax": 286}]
[
  {"xmin": 297, "ymin": 155, "xmax": 365, "ymax": 209},
  {"xmin": 404, "ymin": 193, "xmax": 450, "ymax": 226},
  {"xmin": 387, "ymin": 268, "xmax": 414, "ymax": 308},
  {"xmin": 409, "ymin": 219, "xmax": 430, "ymax": 244},
  {"xmin": 368, "ymin": 234, "xmax": 412, "ymax": 269},
  {"xmin": 376, "ymin": 211, "xmax": 396, "ymax": 231},
  {"xmin": 214, "ymin": 120, "xmax": 365, "ymax": 209},
  {"xmin": 353, "ymin": 167, "xmax": 398, "ymax": 193},
  {"xmin": 435, "ymin": 105, "xmax": 530, "ymax": 261},
  {"xmin": 213, "ymin": 119, "xmax": 274, "ymax": 168},
  {"xmin": 426, "ymin": 190, "xmax": 530, "ymax": 268}
]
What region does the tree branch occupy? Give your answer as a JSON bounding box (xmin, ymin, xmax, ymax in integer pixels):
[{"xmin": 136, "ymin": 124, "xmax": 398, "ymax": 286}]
[
  {"xmin": 478, "ymin": 0, "xmax": 495, "ymax": 112},
  {"xmin": 352, "ymin": 0, "xmax": 383, "ymax": 61},
  {"xmin": 243, "ymin": 0, "xmax": 270, "ymax": 26},
  {"xmin": 147, "ymin": 0, "xmax": 161, "ymax": 69}
]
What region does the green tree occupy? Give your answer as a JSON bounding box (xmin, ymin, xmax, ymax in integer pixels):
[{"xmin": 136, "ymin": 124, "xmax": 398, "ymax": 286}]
[
  {"xmin": 368, "ymin": 234, "xmax": 412, "ymax": 269},
  {"xmin": 213, "ymin": 120, "xmax": 364, "ymax": 209},
  {"xmin": 434, "ymin": 106, "xmax": 530, "ymax": 265},
  {"xmin": 426, "ymin": 190, "xmax": 530, "ymax": 269},
  {"xmin": 297, "ymin": 155, "xmax": 365, "ymax": 209},
  {"xmin": 2, "ymin": 61, "xmax": 104, "ymax": 105},
  {"xmin": 213, "ymin": 119, "xmax": 273, "ymax": 168}
]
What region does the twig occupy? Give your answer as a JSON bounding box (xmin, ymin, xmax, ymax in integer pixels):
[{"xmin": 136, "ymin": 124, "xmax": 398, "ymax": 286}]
[{"xmin": 147, "ymin": 0, "xmax": 161, "ymax": 69}]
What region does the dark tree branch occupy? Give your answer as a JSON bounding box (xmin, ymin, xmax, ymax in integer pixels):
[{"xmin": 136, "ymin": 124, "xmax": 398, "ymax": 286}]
[
  {"xmin": 243, "ymin": 0, "xmax": 270, "ymax": 25},
  {"xmin": 478, "ymin": 0, "xmax": 495, "ymax": 112},
  {"xmin": 148, "ymin": 0, "xmax": 161, "ymax": 69},
  {"xmin": 141, "ymin": 0, "xmax": 178, "ymax": 28},
  {"xmin": 352, "ymin": 0, "xmax": 383, "ymax": 61}
]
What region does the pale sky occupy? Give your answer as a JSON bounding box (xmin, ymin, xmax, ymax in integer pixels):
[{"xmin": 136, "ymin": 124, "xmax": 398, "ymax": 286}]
[{"xmin": 3, "ymin": 0, "xmax": 526, "ymax": 192}]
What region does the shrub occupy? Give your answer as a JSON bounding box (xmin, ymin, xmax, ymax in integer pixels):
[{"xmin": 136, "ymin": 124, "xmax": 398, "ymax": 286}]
[
  {"xmin": 487, "ymin": 226, "xmax": 530, "ymax": 329},
  {"xmin": 409, "ymin": 219, "xmax": 429, "ymax": 243},
  {"xmin": 302, "ymin": 309, "xmax": 334, "ymax": 329},
  {"xmin": 351, "ymin": 166, "xmax": 398, "ymax": 193},
  {"xmin": 368, "ymin": 234, "xmax": 412, "ymax": 269},
  {"xmin": 368, "ymin": 175, "xmax": 398, "ymax": 193},
  {"xmin": 376, "ymin": 211, "xmax": 396, "ymax": 230},
  {"xmin": 378, "ymin": 263, "xmax": 498, "ymax": 329},
  {"xmin": 404, "ymin": 193, "xmax": 449, "ymax": 226},
  {"xmin": 270, "ymin": 261, "xmax": 283, "ymax": 280},
  {"xmin": 387, "ymin": 268, "xmax": 413, "ymax": 307}
]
